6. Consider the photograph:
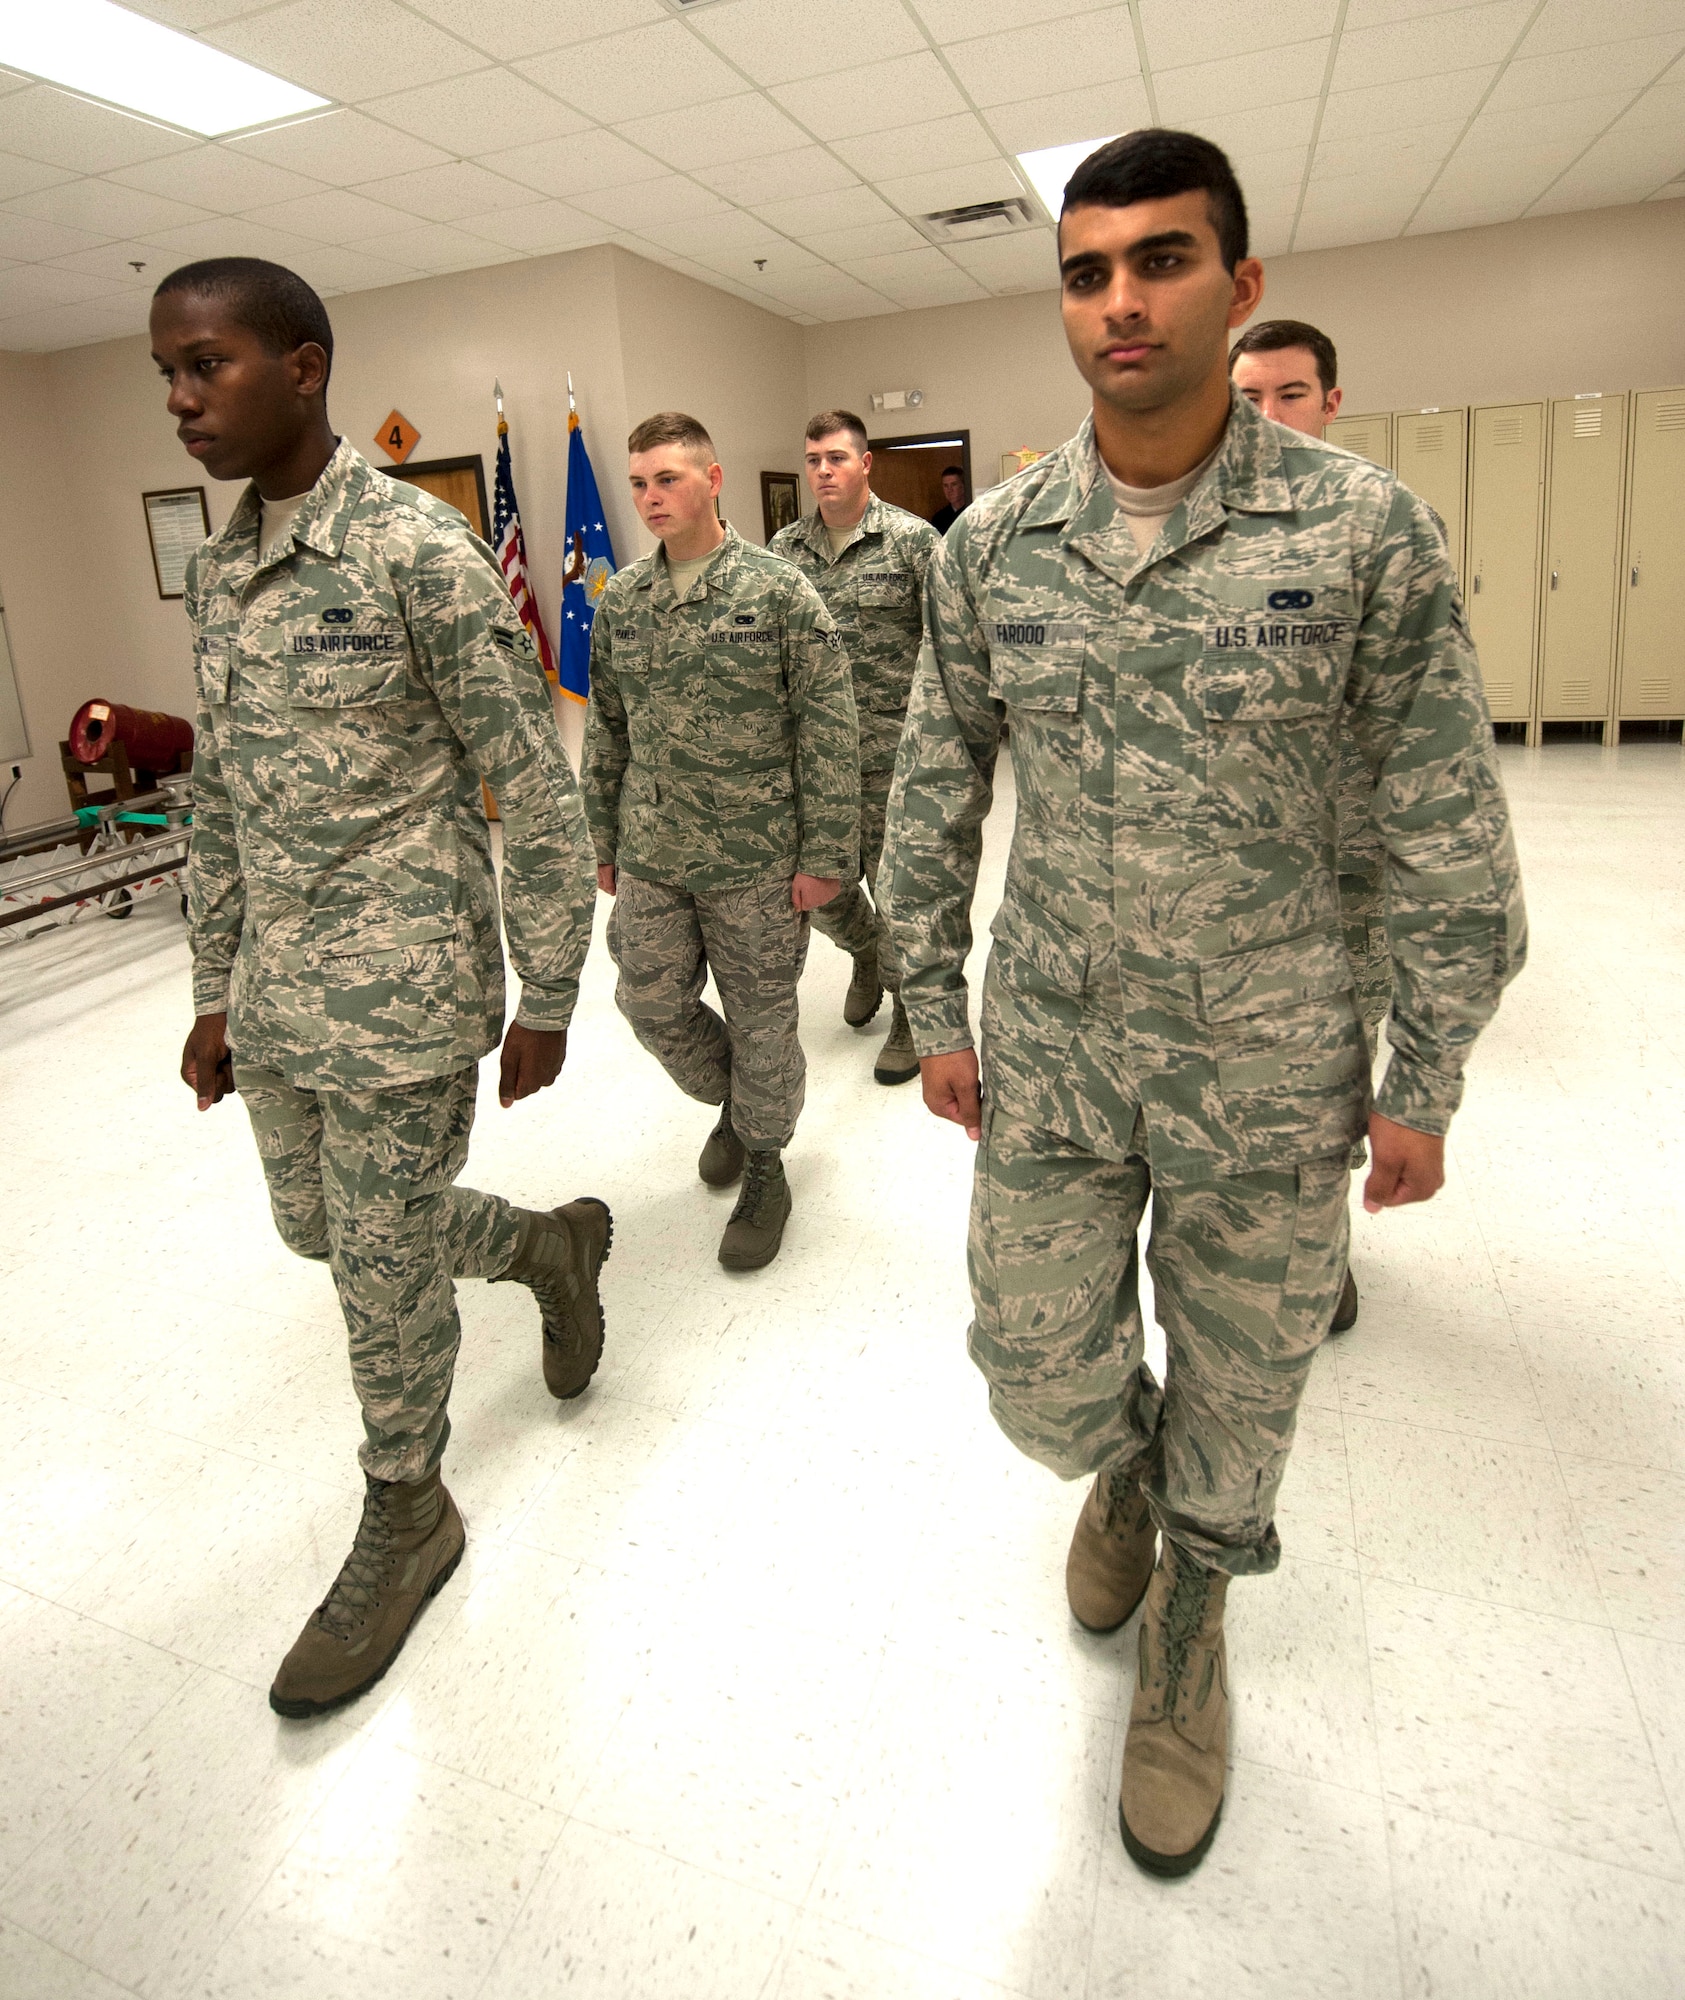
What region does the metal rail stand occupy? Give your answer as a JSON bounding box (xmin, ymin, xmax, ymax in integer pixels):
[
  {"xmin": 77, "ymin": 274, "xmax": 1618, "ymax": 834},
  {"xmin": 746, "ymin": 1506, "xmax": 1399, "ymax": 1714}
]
[{"xmin": 0, "ymin": 778, "xmax": 193, "ymax": 942}]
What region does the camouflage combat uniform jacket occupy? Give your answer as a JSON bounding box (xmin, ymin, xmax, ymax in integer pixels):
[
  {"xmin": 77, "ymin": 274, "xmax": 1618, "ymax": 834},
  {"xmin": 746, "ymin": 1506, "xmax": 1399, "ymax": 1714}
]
[
  {"xmin": 582, "ymin": 527, "xmax": 860, "ymax": 892},
  {"xmin": 187, "ymin": 439, "xmax": 596, "ymax": 1090},
  {"xmin": 883, "ymin": 389, "xmax": 1526, "ymax": 1184},
  {"xmin": 768, "ymin": 494, "xmax": 938, "ymax": 776}
]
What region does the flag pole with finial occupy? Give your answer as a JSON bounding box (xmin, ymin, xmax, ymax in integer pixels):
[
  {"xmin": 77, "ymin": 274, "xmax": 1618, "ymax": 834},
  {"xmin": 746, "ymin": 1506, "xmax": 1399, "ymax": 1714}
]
[
  {"xmin": 494, "ymin": 377, "xmax": 506, "ymax": 438},
  {"xmin": 568, "ymin": 370, "xmax": 579, "ymax": 432}
]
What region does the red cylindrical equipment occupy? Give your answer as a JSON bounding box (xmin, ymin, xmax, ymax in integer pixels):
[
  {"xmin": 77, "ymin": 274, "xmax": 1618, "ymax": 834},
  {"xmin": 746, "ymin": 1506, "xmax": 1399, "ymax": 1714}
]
[{"xmin": 69, "ymin": 700, "xmax": 194, "ymax": 770}]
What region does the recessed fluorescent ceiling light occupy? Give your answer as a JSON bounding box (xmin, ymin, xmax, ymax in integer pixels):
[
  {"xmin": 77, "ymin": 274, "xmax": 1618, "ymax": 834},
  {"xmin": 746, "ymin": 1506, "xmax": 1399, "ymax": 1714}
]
[
  {"xmin": 1017, "ymin": 137, "xmax": 1119, "ymax": 225},
  {"xmin": 0, "ymin": 0, "xmax": 329, "ymax": 137}
]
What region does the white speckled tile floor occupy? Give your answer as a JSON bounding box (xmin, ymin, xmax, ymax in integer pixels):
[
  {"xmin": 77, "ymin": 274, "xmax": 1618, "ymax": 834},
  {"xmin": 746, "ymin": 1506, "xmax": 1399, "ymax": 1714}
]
[{"xmin": 1, "ymin": 740, "xmax": 1681, "ymax": 1999}]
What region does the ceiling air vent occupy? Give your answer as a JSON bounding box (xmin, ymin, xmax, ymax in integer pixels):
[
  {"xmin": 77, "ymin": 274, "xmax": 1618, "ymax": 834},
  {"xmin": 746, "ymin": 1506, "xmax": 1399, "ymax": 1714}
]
[{"xmin": 915, "ymin": 197, "xmax": 1040, "ymax": 245}]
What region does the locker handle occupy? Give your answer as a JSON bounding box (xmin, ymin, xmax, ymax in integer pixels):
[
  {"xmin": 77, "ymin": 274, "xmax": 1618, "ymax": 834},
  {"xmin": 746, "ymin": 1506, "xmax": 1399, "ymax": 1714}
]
[
  {"xmin": 1472, "ymin": 573, "xmax": 1481, "ymax": 593},
  {"xmin": 1550, "ymin": 568, "xmax": 1559, "ymax": 589},
  {"xmin": 1631, "ymin": 562, "xmax": 1640, "ymax": 586}
]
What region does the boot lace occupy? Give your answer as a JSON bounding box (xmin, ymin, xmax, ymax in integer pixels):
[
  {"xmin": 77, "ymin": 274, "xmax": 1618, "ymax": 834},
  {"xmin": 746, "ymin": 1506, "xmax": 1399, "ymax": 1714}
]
[
  {"xmin": 729, "ymin": 1150, "xmax": 777, "ymax": 1224},
  {"xmin": 1156, "ymin": 1558, "xmax": 1212, "ymax": 1708},
  {"xmin": 312, "ymin": 1483, "xmax": 397, "ymax": 1639}
]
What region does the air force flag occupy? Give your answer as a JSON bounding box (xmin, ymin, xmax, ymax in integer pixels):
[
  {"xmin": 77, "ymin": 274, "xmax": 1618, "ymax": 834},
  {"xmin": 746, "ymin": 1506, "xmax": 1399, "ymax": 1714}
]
[{"xmin": 558, "ymin": 405, "xmax": 617, "ymax": 704}]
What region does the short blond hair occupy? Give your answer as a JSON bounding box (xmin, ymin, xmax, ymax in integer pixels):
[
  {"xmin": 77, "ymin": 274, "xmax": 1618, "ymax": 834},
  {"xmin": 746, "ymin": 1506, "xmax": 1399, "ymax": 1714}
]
[{"xmin": 627, "ymin": 410, "xmax": 715, "ymax": 464}]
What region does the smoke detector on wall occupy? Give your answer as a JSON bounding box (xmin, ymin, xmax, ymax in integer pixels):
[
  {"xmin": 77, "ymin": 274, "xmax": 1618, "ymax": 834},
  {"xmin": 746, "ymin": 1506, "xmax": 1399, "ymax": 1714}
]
[
  {"xmin": 915, "ymin": 198, "xmax": 1040, "ymax": 245},
  {"xmin": 870, "ymin": 390, "xmax": 925, "ymax": 412}
]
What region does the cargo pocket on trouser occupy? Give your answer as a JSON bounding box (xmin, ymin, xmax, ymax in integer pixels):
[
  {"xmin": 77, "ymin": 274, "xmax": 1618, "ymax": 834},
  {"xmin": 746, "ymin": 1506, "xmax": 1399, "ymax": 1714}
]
[
  {"xmin": 235, "ymin": 1064, "xmax": 329, "ymax": 1262},
  {"xmin": 316, "ymin": 1070, "xmax": 479, "ymax": 1484}
]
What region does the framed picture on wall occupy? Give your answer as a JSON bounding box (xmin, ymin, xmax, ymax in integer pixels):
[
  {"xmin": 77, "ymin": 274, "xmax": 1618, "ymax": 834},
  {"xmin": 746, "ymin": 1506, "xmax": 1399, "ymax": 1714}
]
[
  {"xmin": 142, "ymin": 487, "xmax": 211, "ymax": 600},
  {"xmin": 760, "ymin": 471, "xmax": 800, "ymax": 540}
]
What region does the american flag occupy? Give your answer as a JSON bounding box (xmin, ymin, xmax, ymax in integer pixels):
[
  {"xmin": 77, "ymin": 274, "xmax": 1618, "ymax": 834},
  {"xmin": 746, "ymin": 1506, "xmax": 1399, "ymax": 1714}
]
[{"xmin": 492, "ymin": 412, "xmax": 558, "ymax": 683}]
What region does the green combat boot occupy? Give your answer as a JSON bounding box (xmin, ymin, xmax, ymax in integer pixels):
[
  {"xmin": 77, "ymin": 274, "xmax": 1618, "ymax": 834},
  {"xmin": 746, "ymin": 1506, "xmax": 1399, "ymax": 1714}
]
[
  {"xmin": 499, "ymin": 1198, "xmax": 613, "ymax": 1400},
  {"xmin": 699, "ymin": 1089, "xmax": 746, "ymax": 1187},
  {"xmin": 718, "ymin": 1148, "xmax": 791, "ymax": 1270},
  {"xmin": 1330, "ymin": 1265, "xmax": 1359, "ymax": 1334},
  {"xmin": 269, "ymin": 1468, "xmax": 464, "ymax": 1718},
  {"xmin": 1118, "ymin": 1540, "xmax": 1230, "ymax": 1877},
  {"xmin": 1066, "ymin": 1465, "xmax": 1157, "ymax": 1633},
  {"xmin": 844, "ymin": 945, "xmax": 884, "ymax": 1028},
  {"xmin": 873, "ymin": 994, "xmax": 919, "ymax": 1086}
]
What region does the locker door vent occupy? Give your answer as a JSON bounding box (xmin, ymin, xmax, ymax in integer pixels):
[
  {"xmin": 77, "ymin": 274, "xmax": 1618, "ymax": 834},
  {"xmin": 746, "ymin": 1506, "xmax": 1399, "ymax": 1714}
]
[
  {"xmin": 1573, "ymin": 404, "xmax": 1603, "ymax": 438},
  {"xmin": 1656, "ymin": 399, "xmax": 1685, "ymax": 432},
  {"xmin": 1559, "ymin": 678, "xmax": 1592, "ymax": 703},
  {"xmin": 1416, "ymin": 422, "xmax": 1445, "ymax": 451},
  {"xmin": 1492, "ymin": 414, "xmax": 1524, "ymax": 445},
  {"xmin": 1639, "ymin": 678, "xmax": 1670, "ymax": 701},
  {"xmin": 1485, "ymin": 680, "xmax": 1513, "ymax": 707}
]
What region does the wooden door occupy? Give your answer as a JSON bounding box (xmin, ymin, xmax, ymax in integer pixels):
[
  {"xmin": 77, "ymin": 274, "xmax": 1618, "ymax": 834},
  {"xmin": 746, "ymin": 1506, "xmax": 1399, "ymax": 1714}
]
[
  {"xmin": 392, "ymin": 456, "xmax": 491, "ymax": 537},
  {"xmin": 1325, "ymin": 412, "xmax": 1392, "ymax": 468},
  {"xmin": 1541, "ymin": 395, "xmax": 1626, "ymax": 723},
  {"xmin": 1394, "ymin": 408, "xmax": 1468, "ymax": 583},
  {"xmin": 1617, "ymin": 388, "xmax": 1685, "ymax": 721},
  {"xmin": 867, "ymin": 431, "xmax": 972, "ymax": 525},
  {"xmin": 1467, "ymin": 403, "xmax": 1544, "ymax": 725}
]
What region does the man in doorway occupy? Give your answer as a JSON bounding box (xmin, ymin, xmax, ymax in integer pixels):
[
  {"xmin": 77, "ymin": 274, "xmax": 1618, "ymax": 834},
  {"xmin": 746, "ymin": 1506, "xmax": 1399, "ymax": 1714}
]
[
  {"xmin": 1231, "ymin": 318, "xmax": 1379, "ymax": 1335},
  {"xmin": 770, "ymin": 410, "xmax": 939, "ymax": 1084},
  {"xmin": 930, "ymin": 465, "xmax": 969, "ymax": 535},
  {"xmin": 160, "ymin": 258, "xmax": 608, "ymax": 1721},
  {"xmin": 882, "ymin": 132, "xmax": 1524, "ymax": 1874},
  {"xmin": 584, "ymin": 413, "xmax": 858, "ymax": 1270}
]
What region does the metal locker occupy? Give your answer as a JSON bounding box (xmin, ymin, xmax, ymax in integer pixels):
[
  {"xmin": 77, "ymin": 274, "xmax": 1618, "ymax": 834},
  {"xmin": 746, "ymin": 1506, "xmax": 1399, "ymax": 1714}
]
[
  {"xmin": 1324, "ymin": 411, "xmax": 1392, "ymax": 468},
  {"xmin": 1466, "ymin": 403, "xmax": 1544, "ymax": 725},
  {"xmin": 1394, "ymin": 407, "xmax": 1468, "ymax": 583},
  {"xmin": 1540, "ymin": 393, "xmax": 1627, "ymax": 723},
  {"xmin": 1616, "ymin": 387, "xmax": 1685, "ymax": 722}
]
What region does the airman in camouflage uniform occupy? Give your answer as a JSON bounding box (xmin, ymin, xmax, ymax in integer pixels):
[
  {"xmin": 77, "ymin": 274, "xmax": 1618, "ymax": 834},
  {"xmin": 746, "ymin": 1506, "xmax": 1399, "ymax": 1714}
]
[
  {"xmin": 583, "ymin": 421, "xmax": 858, "ymax": 1269},
  {"xmin": 881, "ymin": 132, "xmax": 1524, "ymax": 1876},
  {"xmin": 770, "ymin": 418, "xmax": 938, "ymax": 1083},
  {"xmin": 161, "ymin": 256, "xmax": 607, "ymax": 1722}
]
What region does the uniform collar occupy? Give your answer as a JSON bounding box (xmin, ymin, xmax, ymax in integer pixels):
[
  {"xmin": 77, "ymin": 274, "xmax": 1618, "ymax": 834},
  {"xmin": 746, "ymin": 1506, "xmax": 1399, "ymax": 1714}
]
[
  {"xmin": 797, "ymin": 490, "xmax": 882, "ymax": 560},
  {"xmin": 218, "ymin": 436, "xmax": 368, "ymax": 568},
  {"xmin": 639, "ymin": 522, "xmax": 743, "ymax": 605}
]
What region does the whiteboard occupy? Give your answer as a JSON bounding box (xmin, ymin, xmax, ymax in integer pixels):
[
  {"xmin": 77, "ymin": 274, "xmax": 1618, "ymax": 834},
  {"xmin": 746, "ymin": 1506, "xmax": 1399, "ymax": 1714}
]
[{"xmin": 0, "ymin": 600, "xmax": 28, "ymax": 766}]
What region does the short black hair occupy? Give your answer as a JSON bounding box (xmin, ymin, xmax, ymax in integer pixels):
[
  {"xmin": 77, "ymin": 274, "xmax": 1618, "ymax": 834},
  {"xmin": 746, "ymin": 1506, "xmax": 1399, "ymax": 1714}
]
[
  {"xmin": 153, "ymin": 258, "xmax": 334, "ymax": 385},
  {"xmin": 1230, "ymin": 318, "xmax": 1339, "ymax": 396},
  {"xmin": 941, "ymin": 464, "xmax": 965, "ymax": 481},
  {"xmin": 1062, "ymin": 128, "xmax": 1249, "ymax": 273}
]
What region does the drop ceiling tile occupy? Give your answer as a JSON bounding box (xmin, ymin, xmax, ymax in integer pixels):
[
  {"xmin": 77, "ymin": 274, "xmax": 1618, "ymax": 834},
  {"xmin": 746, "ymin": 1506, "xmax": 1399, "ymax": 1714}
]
[
  {"xmin": 1140, "ymin": 0, "xmax": 1340, "ymax": 68},
  {"xmin": 693, "ymin": 242, "xmax": 828, "ymax": 291},
  {"xmin": 354, "ymin": 161, "xmax": 539, "ymax": 222},
  {"xmin": 1342, "ymin": 0, "xmax": 1494, "ymax": 23},
  {"xmin": 117, "ymin": 1, "xmax": 256, "ymax": 24},
  {"xmin": 638, "ymin": 208, "xmax": 793, "ymax": 255},
  {"xmin": 875, "ymin": 268, "xmax": 990, "ymax": 308},
  {"xmin": 799, "ymin": 218, "xmax": 928, "ymax": 260},
  {"xmin": 0, "ymin": 213, "xmax": 108, "ymax": 262},
  {"xmin": 1332, "ymin": 0, "xmax": 1537, "ymax": 90},
  {"xmin": 613, "ymin": 93, "xmax": 809, "ymax": 172},
  {"xmin": 945, "ymin": 14, "xmax": 1139, "ymax": 108},
  {"xmin": 1407, "ymin": 189, "xmax": 1534, "ymax": 232},
  {"xmin": 772, "ymin": 53, "xmax": 966, "ymax": 140},
  {"xmin": 403, "ymin": 0, "xmax": 666, "ymax": 61},
  {"xmin": 108, "ymin": 147, "xmax": 329, "ymax": 212},
  {"xmin": 1184, "ymin": 97, "xmax": 1321, "ymax": 158},
  {"xmin": 1316, "ymin": 65, "xmax": 1498, "ymax": 139},
  {"xmin": 569, "ymin": 175, "xmax": 732, "ymax": 231},
  {"xmin": 1618, "ymin": 75, "xmax": 1685, "ymax": 130},
  {"xmin": 1455, "ymin": 91, "xmax": 1636, "ymax": 155},
  {"xmin": 838, "ymin": 245, "xmax": 968, "ymax": 292},
  {"xmin": 0, "ymin": 264, "xmax": 128, "ymax": 314},
  {"xmin": 1649, "ymin": 178, "xmax": 1685, "ymax": 199},
  {"xmin": 229, "ymin": 111, "xmax": 453, "ymax": 186},
  {"xmin": 693, "ymin": 146, "xmax": 858, "ymax": 206},
  {"xmin": 1291, "ymin": 208, "xmax": 1413, "ymax": 251},
  {"xmin": 1485, "ymin": 32, "xmax": 1685, "ymax": 114},
  {"xmin": 206, "ymin": 0, "xmax": 485, "ymax": 102},
  {"xmin": 1433, "ymin": 145, "xmax": 1583, "ymax": 195},
  {"xmin": 874, "ymin": 159, "xmax": 1027, "ymax": 217},
  {"xmin": 3, "ymin": 181, "xmax": 212, "ymax": 239},
  {"xmin": 831, "ymin": 114, "xmax": 999, "ymax": 184},
  {"xmin": 362, "ymin": 70, "xmax": 592, "ymax": 154},
  {"xmin": 750, "ymin": 268, "xmax": 892, "ymax": 315},
  {"xmin": 0, "ymin": 298, "xmax": 151, "ymax": 353},
  {"xmin": 478, "ymin": 129, "xmax": 668, "ymax": 198},
  {"xmin": 0, "ymin": 87, "xmax": 198, "ymax": 174},
  {"xmin": 462, "ymin": 199, "xmax": 606, "ymax": 251},
  {"xmin": 346, "ymin": 222, "xmax": 524, "ymax": 271},
  {"xmin": 693, "ymin": 0, "xmax": 927, "ymax": 86},
  {"xmin": 519, "ymin": 22, "xmax": 743, "ymax": 122},
  {"xmin": 982, "ymin": 79, "xmax": 1153, "ymax": 157},
  {"xmin": 915, "ymin": 0, "xmax": 1119, "ymax": 42},
  {"xmin": 284, "ymin": 244, "xmax": 429, "ymax": 293},
  {"xmin": 1529, "ymin": 140, "xmax": 1684, "ymax": 211},
  {"xmin": 946, "ymin": 229, "xmax": 1060, "ymax": 291},
  {"xmin": 1312, "ymin": 120, "xmax": 1466, "ymax": 179},
  {"xmin": 1156, "ymin": 42, "xmax": 1331, "ymax": 121},
  {"xmin": 241, "ymin": 189, "xmax": 417, "ymax": 245},
  {"xmin": 752, "ymin": 184, "xmax": 896, "ymax": 235},
  {"xmin": 1227, "ymin": 141, "xmax": 1315, "ymax": 195},
  {"xmin": 0, "ymin": 154, "xmax": 76, "ymax": 203},
  {"xmin": 45, "ymin": 241, "xmax": 173, "ymax": 286},
  {"xmin": 1520, "ymin": 0, "xmax": 1685, "ymax": 59},
  {"xmin": 136, "ymin": 217, "xmax": 329, "ymax": 266}
]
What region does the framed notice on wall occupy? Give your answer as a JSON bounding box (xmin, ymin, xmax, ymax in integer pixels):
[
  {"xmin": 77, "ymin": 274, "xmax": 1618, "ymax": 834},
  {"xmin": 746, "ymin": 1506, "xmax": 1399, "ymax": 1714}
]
[{"xmin": 143, "ymin": 487, "xmax": 211, "ymax": 600}]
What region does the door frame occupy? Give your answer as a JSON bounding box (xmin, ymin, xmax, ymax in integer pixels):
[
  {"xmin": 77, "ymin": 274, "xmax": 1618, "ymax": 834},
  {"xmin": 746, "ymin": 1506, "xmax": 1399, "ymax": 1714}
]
[
  {"xmin": 865, "ymin": 428, "xmax": 973, "ymax": 502},
  {"xmin": 381, "ymin": 454, "xmax": 491, "ymax": 537}
]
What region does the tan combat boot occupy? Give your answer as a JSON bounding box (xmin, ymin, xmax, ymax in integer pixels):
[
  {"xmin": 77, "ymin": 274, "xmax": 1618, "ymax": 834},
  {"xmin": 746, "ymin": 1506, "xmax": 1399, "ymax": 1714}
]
[
  {"xmin": 718, "ymin": 1148, "xmax": 791, "ymax": 1270},
  {"xmin": 1331, "ymin": 1265, "xmax": 1359, "ymax": 1333},
  {"xmin": 844, "ymin": 945, "xmax": 884, "ymax": 1027},
  {"xmin": 699, "ymin": 1089, "xmax": 746, "ymax": 1187},
  {"xmin": 501, "ymin": 1198, "xmax": 613, "ymax": 1400},
  {"xmin": 269, "ymin": 1468, "xmax": 464, "ymax": 1718},
  {"xmin": 1066, "ymin": 1466, "xmax": 1157, "ymax": 1632},
  {"xmin": 1118, "ymin": 1539, "xmax": 1230, "ymax": 1877},
  {"xmin": 873, "ymin": 993, "xmax": 919, "ymax": 1086}
]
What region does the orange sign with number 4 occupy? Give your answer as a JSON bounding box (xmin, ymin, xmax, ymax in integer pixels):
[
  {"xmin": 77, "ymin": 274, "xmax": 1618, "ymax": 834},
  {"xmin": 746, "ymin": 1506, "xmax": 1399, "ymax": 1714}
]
[{"xmin": 376, "ymin": 410, "xmax": 420, "ymax": 464}]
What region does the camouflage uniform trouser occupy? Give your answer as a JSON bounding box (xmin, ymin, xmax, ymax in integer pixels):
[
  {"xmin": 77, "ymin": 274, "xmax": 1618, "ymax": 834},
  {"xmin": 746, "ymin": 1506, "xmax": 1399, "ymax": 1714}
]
[
  {"xmin": 810, "ymin": 768, "xmax": 899, "ymax": 988},
  {"xmin": 235, "ymin": 1061, "xmax": 523, "ymax": 1484},
  {"xmin": 968, "ymin": 1105, "xmax": 1350, "ymax": 1576},
  {"xmin": 607, "ymin": 870, "xmax": 810, "ymax": 1150}
]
